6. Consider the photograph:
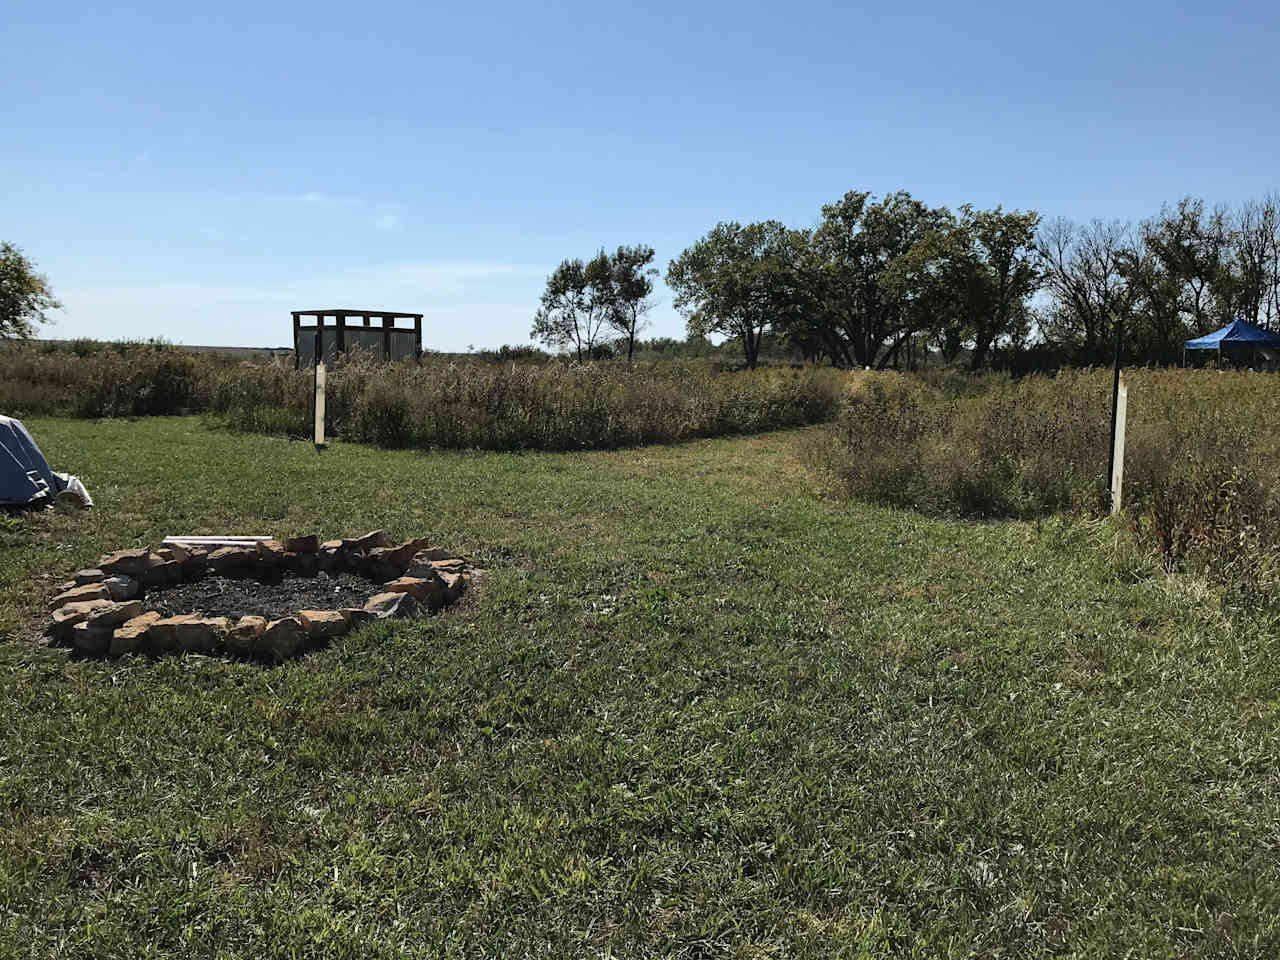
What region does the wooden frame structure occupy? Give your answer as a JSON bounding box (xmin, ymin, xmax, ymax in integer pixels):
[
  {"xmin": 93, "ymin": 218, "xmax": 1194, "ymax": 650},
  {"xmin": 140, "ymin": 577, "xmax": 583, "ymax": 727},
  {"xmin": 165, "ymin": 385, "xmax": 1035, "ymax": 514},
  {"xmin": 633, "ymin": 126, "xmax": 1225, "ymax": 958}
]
[{"xmin": 292, "ymin": 309, "xmax": 423, "ymax": 368}]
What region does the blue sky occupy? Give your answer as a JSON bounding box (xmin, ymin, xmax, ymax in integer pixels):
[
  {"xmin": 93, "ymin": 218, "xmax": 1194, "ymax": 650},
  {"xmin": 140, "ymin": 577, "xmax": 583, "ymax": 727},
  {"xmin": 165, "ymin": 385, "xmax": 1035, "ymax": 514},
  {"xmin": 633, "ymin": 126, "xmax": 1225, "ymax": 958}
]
[{"xmin": 4, "ymin": 1, "xmax": 1277, "ymax": 349}]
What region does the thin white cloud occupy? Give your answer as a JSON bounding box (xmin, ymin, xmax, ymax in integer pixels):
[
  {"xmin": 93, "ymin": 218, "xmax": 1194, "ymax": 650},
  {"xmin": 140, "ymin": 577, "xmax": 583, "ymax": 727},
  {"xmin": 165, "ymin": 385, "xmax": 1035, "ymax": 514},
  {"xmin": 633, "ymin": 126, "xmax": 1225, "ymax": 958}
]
[{"xmin": 297, "ymin": 191, "xmax": 362, "ymax": 209}]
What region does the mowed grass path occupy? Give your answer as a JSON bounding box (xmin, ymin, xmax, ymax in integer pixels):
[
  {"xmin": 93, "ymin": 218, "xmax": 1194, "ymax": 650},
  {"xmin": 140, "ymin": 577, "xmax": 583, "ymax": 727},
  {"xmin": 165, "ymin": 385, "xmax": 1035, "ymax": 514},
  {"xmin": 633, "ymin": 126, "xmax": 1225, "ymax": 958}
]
[{"xmin": 2, "ymin": 418, "xmax": 1278, "ymax": 958}]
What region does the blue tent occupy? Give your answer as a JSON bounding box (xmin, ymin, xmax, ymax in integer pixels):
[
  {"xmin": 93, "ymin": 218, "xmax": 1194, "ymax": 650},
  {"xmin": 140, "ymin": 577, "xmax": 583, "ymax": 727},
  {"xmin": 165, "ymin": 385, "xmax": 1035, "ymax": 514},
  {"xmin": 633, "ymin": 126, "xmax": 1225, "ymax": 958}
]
[
  {"xmin": 0, "ymin": 416, "xmax": 92, "ymax": 509},
  {"xmin": 0, "ymin": 416, "xmax": 67, "ymax": 506},
  {"xmin": 1184, "ymin": 319, "xmax": 1280, "ymax": 352}
]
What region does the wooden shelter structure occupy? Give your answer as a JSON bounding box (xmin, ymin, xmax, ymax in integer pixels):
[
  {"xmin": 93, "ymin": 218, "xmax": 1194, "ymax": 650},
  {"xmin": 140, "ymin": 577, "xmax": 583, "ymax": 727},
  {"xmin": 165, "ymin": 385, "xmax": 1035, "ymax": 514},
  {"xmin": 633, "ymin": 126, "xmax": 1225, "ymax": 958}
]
[{"xmin": 292, "ymin": 309, "xmax": 423, "ymax": 368}]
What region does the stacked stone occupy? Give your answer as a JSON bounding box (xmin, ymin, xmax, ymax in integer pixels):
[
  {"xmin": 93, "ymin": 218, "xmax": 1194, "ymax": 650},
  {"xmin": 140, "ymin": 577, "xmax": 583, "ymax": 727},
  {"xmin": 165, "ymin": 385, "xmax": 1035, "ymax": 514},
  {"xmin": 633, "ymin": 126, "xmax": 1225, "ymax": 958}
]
[{"xmin": 44, "ymin": 531, "xmax": 476, "ymax": 662}]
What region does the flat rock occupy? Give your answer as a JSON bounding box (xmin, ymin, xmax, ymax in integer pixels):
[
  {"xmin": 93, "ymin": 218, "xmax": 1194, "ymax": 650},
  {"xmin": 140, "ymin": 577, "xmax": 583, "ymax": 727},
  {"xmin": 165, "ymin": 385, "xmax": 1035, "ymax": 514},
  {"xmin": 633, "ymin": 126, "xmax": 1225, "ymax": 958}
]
[
  {"xmin": 208, "ymin": 546, "xmax": 257, "ymax": 572},
  {"xmin": 285, "ymin": 535, "xmax": 320, "ymax": 554},
  {"xmin": 49, "ymin": 583, "xmax": 111, "ymax": 610},
  {"xmin": 259, "ymin": 539, "xmax": 287, "ymax": 562},
  {"xmin": 414, "ymin": 546, "xmax": 458, "ymax": 562},
  {"xmin": 343, "ymin": 530, "xmax": 392, "ymax": 552},
  {"xmin": 366, "ymin": 543, "xmax": 416, "ymax": 576},
  {"xmin": 156, "ymin": 545, "xmax": 190, "ymax": 563},
  {"xmin": 103, "ymin": 575, "xmax": 140, "ymax": 600},
  {"xmin": 148, "ymin": 614, "xmax": 224, "ymax": 654},
  {"xmin": 297, "ymin": 609, "xmax": 350, "ymax": 639},
  {"xmin": 440, "ymin": 571, "xmax": 467, "ymax": 600},
  {"xmin": 110, "ymin": 611, "xmax": 163, "ymax": 656},
  {"xmin": 383, "ymin": 576, "xmax": 445, "ymax": 608},
  {"xmin": 225, "ymin": 615, "xmax": 268, "ymax": 655},
  {"xmin": 71, "ymin": 621, "xmax": 112, "ymax": 654},
  {"xmin": 181, "ymin": 548, "xmax": 209, "ymax": 579},
  {"xmin": 86, "ymin": 600, "xmax": 144, "ymax": 630},
  {"xmin": 174, "ymin": 616, "xmax": 229, "ymax": 653},
  {"xmin": 98, "ymin": 549, "xmax": 154, "ymax": 577},
  {"xmin": 256, "ymin": 617, "xmax": 306, "ymax": 661},
  {"xmin": 364, "ymin": 591, "xmax": 422, "ymax": 620},
  {"xmin": 403, "ymin": 559, "xmax": 448, "ymax": 580},
  {"xmin": 73, "ymin": 569, "xmax": 106, "ymax": 585},
  {"xmin": 48, "ymin": 599, "xmax": 114, "ymax": 643},
  {"xmin": 140, "ymin": 559, "xmax": 183, "ymax": 587}
]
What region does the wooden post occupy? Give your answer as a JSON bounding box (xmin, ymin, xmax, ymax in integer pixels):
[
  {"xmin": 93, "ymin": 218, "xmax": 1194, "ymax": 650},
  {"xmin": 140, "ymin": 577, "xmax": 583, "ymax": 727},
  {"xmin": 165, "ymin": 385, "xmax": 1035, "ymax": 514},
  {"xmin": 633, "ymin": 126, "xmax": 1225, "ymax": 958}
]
[
  {"xmin": 336, "ymin": 312, "xmax": 347, "ymax": 360},
  {"xmin": 1110, "ymin": 374, "xmax": 1127, "ymax": 515},
  {"xmin": 382, "ymin": 315, "xmax": 391, "ymax": 361},
  {"xmin": 314, "ymin": 360, "xmax": 327, "ymax": 449},
  {"xmin": 414, "ymin": 315, "xmax": 422, "ymax": 363},
  {"xmin": 292, "ymin": 312, "xmax": 300, "ymax": 370},
  {"xmin": 1106, "ymin": 315, "xmax": 1123, "ymax": 491}
]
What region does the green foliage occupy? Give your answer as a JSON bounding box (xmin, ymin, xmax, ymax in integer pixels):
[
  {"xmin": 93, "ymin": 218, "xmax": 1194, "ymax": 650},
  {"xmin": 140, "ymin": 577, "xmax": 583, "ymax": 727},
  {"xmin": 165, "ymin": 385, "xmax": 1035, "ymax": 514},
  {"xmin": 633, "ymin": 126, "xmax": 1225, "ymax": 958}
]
[
  {"xmin": 669, "ymin": 193, "xmax": 1041, "ymax": 373},
  {"xmin": 1038, "ymin": 195, "xmax": 1280, "ymax": 364},
  {"xmin": 933, "ymin": 205, "xmax": 1041, "ymax": 370},
  {"xmin": 0, "ymin": 241, "xmax": 60, "ymax": 340},
  {"xmin": 792, "ymin": 191, "xmax": 948, "ymax": 369},
  {"xmin": 604, "ymin": 244, "xmax": 658, "ymax": 362},
  {"xmin": 531, "ymin": 246, "xmax": 659, "ymax": 363},
  {"xmin": 530, "ymin": 253, "xmax": 614, "ymax": 361},
  {"xmin": 3, "ymin": 419, "xmax": 1279, "ymax": 954},
  {"xmin": 666, "ymin": 220, "xmax": 805, "ymax": 369}
]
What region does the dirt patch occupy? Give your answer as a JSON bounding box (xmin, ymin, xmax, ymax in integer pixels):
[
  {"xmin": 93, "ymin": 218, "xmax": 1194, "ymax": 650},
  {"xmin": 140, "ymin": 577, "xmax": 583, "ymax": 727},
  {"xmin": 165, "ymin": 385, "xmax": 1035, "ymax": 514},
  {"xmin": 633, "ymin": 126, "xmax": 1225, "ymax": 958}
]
[{"xmin": 145, "ymin": 572, "xmax": 381, "ymax": 621}]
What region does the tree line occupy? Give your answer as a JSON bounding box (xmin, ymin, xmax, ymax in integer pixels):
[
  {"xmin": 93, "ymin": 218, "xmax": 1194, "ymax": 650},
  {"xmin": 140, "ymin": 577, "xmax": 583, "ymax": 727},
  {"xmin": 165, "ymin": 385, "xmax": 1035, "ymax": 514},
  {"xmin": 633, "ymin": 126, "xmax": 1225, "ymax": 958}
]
[{"xmin": 536, "ymin": 191, "xmax": 1280, "ymax": 370}]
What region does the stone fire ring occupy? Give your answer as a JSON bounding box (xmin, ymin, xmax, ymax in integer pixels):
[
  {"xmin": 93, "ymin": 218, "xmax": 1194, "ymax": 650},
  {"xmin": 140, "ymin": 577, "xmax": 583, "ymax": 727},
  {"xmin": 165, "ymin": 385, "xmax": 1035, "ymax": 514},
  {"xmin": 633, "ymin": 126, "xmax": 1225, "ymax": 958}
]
[{"xmin": 44, "ymin": 531, "xmax": 476, "ymax": 662}]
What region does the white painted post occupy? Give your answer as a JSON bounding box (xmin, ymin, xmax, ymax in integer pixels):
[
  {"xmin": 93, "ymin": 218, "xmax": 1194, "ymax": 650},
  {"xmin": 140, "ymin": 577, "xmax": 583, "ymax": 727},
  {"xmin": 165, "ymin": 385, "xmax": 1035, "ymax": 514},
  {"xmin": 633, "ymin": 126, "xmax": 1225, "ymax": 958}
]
[
  {"xmin": 314, "ymin": 361, "xmax": 327, "ymax": 449},
  {"xmin": 1110, "ymin": 374, "xmax": 1127, "ymax": 515}
]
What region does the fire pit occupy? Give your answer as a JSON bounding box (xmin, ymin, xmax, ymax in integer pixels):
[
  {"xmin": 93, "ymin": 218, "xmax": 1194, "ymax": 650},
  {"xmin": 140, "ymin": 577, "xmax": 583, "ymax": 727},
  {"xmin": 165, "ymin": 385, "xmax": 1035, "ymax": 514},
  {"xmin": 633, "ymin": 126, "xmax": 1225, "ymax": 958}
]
[{"xmin": 44, "ymin": 531, "xmax": 477, "ymax": 661}]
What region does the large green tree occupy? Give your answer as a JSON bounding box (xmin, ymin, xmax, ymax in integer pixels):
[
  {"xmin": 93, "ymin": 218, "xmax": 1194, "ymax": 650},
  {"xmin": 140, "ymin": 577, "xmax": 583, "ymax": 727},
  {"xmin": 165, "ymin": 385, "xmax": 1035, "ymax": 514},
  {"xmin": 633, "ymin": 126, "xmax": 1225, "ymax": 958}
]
[
  {"xmin": 801, "ymin": 191, "xmax": 948, "ymax": 369},
  {"xmin": 0, "ymin": 242, "xmax": 60, "ymax": 340},
  {"xmin": 604, "ymin": 245, "xmax": 658, "ymax": 363},
  {"xmin": 666, "ymin": 221, "xmax": 804, "ymax": 369},
  {"xmin": 530, "ymin": 251, "xmax": 614, "ymax": 362},
  {"xmin": 928, "ymin": 206, "xmax": 1041, "ymax": 370}
]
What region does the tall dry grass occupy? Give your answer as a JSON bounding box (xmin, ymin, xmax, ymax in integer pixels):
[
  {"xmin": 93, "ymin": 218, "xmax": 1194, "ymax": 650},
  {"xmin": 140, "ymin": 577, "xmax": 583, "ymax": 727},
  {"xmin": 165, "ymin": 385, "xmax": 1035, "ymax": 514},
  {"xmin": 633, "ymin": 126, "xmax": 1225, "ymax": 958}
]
[
  {"xmin": 1, "ymin": 341, "xmax": 216, "ymax": 418},
  {"xmin": 1, "ymin": 342, "xmax": 843, "ymax": 450},
  {"xmin": 814, "ymin": 368, "xmax": 1280, "ymax": 605},
  {"xmin": 211, "ymin": 354, "xmax": 843, "ymax": 450}
]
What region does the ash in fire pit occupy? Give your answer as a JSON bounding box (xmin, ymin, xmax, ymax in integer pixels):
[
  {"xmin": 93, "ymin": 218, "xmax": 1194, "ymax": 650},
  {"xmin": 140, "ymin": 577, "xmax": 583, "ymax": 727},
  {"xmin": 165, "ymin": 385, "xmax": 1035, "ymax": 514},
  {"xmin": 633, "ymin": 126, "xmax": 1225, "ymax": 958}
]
[
  {"xmin": 145, "ymin": 571, "xmax": 381, "ymax": 622},
  {"xmin": 44, "ymin": 531, "xmax": 479, "ymax": 662}
]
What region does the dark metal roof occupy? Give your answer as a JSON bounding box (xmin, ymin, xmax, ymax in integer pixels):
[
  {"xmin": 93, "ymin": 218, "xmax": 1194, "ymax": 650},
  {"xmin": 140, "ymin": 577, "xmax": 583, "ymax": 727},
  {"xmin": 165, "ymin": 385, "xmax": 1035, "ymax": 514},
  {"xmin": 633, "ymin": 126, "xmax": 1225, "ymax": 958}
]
[{"xmin": 293, "ymin": 309, "xmax": 423, "ymax": 318}]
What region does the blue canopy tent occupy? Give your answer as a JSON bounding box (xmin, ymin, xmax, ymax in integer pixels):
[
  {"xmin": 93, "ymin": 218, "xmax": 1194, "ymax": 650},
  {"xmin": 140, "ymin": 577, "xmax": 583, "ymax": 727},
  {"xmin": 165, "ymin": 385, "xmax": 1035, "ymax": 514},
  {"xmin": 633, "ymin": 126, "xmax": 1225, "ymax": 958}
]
[{"xmin": 1183, "ymin": 319, "xmax": 1280, "ymax": 367}]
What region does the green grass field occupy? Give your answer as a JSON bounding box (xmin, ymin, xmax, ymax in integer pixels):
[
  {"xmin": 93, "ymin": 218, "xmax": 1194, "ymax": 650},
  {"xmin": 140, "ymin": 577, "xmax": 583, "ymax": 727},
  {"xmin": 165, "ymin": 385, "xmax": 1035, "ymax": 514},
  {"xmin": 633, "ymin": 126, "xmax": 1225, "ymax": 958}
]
[{"xmin": 2, "ymin": 418, "xmax": 1278, "ymax": 957}]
